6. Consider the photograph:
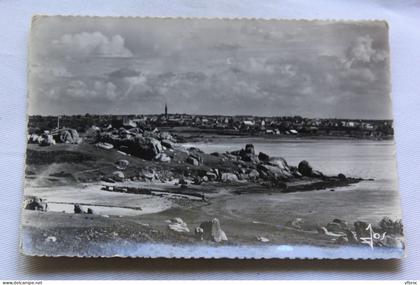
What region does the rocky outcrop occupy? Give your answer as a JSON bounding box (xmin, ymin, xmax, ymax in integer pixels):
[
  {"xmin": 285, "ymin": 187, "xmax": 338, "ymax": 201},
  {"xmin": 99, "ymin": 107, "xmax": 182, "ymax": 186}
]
[
  {"xmin": 38, "ymin": 133, "xmax": 56, "ymax": 146},
  {"xmin": 206, "ymin": 171, "xmax": 218, "ymax": 181},
  {"xmin": 97, "ymin": 133, "xmax": 164, "ymax": 160},
  {"xmin": 58, "ymin": 128, "xmax": 81, "ymax": 144},
  {"xmin": 137, "ymin": 137, "xmax": 162, "ymax": 160},
  {"xmin": 112, "ymin": 171, "xmax": 125, "ymax": 182},
  {"xmin": 24, "ymin": 196, "xmax": 48, "ymax": 211},
  {"xmin": 258, "ymin": 151, "xmax": 270, "ymax": 162},
  {"xmin": 74, "ymin": 204, "xmax": 84, "ymax": 214},
  {"xmin": 298, "ymin": 160, "xmax": 313, "ymax": 176},
  {"xmin": 197, "ymin": 218, "xmax": 228, "ymax": 242},
  {"xmin": 231, "ymin": 144, "xmax": 259, "ymax": 163},
  {"xmin": 115, "ymin": 159, "xmax": 129, "ymax": 170},
  {"xmin": 167, "ymin": 217, "xmax": 190, "ymax": 233},
  {"xmin": 221, "ymin": 173, "xmax": 239, "ymax": 183},
  {"xmin": 161, "ymin": 139, "xmax": 174, "ymax": 149},
  {"xmin": 186, "ymin": 156, "xmax": 199, "ymax": 166},
  {"xmin": 155, "ymin": 153, "xmax": 171, "ymax": 162}
]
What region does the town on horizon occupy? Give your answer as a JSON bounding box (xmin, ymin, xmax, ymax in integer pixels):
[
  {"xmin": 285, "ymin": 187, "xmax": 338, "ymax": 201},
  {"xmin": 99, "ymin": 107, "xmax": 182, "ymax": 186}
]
[{"xmin": 28, "ymin": 102, "xmax": 394, "ymax": 140}]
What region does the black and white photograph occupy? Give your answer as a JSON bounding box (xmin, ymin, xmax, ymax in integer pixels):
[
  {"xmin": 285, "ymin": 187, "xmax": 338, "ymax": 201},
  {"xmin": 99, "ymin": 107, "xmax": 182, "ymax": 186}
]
[{"xmin": 21, "ymin": 16, "xmax": 404, "ymax": 259}]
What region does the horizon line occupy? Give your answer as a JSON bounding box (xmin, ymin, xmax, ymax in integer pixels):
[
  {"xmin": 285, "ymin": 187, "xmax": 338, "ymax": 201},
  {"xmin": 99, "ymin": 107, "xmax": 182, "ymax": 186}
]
[{"xmin": 27, "ymin": 113, "xmax": 393, "ymax": 121}]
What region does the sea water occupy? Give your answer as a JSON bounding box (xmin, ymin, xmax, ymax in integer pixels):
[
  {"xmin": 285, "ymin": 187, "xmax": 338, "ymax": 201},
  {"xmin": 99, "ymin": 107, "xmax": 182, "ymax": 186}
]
[{"xmin": 183, "ymin": 138, "xmax": 402, "ymax": 224}]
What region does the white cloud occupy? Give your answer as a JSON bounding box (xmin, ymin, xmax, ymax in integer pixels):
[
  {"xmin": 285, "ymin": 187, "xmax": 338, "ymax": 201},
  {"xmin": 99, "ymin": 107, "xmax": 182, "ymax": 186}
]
[
  {"xmin": 31, "ymin": 65, "xmax": 72, "ymax": 80},
  {"xmin": 346, "ymin": 35, "xmax": 387, "ymax": 66},
  {"xmin": 52, "ymin": 32, "xmax": 133, "ymax": 57},
  {"xmin": 124, "ymin": 74, "xmax": 148, "ymax": 97},
  {"xmin": 279, "ymin": 64, "xmax": 297, "ymax": 77},
  {"xmin": 64, "ymin": 79, "xmax": 118, "ymax": 100},
  {"xmin": 246, "ymin": 58, "xmax": 275, "ymax": 74}
]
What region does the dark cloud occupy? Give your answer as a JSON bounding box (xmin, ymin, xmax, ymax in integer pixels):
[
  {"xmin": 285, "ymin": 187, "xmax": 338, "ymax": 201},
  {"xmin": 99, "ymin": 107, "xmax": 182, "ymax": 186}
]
[{"xmin": 29, "ymin": 17, "xmax": 392, "ymax": 119}]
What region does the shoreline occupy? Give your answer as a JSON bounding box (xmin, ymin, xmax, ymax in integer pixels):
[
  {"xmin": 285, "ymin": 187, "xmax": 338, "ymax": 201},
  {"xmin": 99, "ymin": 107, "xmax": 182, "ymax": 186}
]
[{"xmin": 161, "ymin": 127, "xmax": 394, "ymax": 142}]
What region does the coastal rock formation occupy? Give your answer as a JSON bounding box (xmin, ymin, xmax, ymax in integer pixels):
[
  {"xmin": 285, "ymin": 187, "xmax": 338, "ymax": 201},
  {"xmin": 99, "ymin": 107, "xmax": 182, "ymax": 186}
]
[
  {"xmin": 137, "ymin": 137, "xmax": 162, "ymax": 160},
  {"xmin": 206, "ymin": 171, "xmax": 218, "ymax": 181},
  {"xmin": 186, "ymin": 156, "xmax": 199, "ymax": 166},
  {"xmin": 245, "ymin": 144, "xmax": 255, "ymax": 155},
  {"xmin": 198, "ymin": 218, "xmax": 228, "ymax": 242},
  {"xmin": 38, "ymin": 133, "xmax": 56, "ymax": 146},
  {"xmin": 58, "ymin": 128, "xmax": 81, "ymax": 144},
  {"xmin": 138, "ymin": 169, "xmax": 157, "ymax": 182},
  {"xmin": 231, "ymin": 144, "xmax": 259, "ymax": 163},
  {"xmin": 258, "ymin": 152, "xmax": 270, "ymax": 162},
  {"xmin": 97, "ymin": 134, "xmax": 164, "ymax": 160},
  {"xmin": 74, "ymin": 204, "xmax": 84, "ymax": 214},
  {"xmin": 247, "ymin": 169, "xmax": 260, "ymax": 180},
  {"xmin": 24, "ymin": 196, "xmax": 48, "ymax": 211},
  {"xmin": 221, "ymin": 173, "xmax": 239, "ymax": 183},
  {"xmin": 115, "ymin": 159, "xmax": 129, "ymax": 170},
  {"xmin": 161, "ymin": 139, "xmax": 174, "ymax": 149},
  {"xmin": 27, "ymin": 133, "xmax": 40, "ymax": 144},
  {"xmin": 112, "ymin": 171, "xmax": 125, "ymax": 182},
  {"xmin": 167, "ymin": 217, "xmax": 190, "ymax": 233},
  {"xmin": 257, "ymin": 164, "xmax": 289, "ymax": 180},
  {"xmin": 155, "ymin": 153, "xmax": 171, "ymax": 162},
  {"xmin": 298, "ymin": 160, "xmax": 313, "ymax": 177}
]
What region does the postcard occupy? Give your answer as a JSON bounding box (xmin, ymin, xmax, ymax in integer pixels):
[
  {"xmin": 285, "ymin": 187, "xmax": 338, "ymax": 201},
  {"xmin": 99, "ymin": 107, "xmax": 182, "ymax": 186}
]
[{"xmin": 21, "ymin": 16, "xmax": 404, "ymax": 259}]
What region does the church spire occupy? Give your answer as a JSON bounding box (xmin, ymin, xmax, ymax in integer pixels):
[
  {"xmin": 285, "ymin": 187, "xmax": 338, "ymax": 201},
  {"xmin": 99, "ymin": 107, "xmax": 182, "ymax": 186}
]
[{"xmin": 165, "ymin": 102, "xmax": 168, "ymax": 118}]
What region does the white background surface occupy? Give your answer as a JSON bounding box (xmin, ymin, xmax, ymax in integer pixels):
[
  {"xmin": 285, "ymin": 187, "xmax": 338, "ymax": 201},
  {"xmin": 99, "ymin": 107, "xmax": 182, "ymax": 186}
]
[{"xmin": 0, "ymin": 0, "xmax": 419, "ymax": 280}]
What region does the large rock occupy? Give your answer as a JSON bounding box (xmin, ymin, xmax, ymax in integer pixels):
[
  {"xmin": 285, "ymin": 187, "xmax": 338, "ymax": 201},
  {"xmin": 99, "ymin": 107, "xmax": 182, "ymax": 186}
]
[
  {"xmin": 258, "ymin": 152, "xmax": 270, "ymax": 162},
  {"xmin": 27, "ymin": 134, "xmax": 39, "ymax": 144},
  {"xmin": 155, "ymin": 153, "xmax": 171, "ymax": 162},
  {"xmin": 38, "ymin": 133, "xmax": 56, "ymax": 146},
  {"xmin": 268, "ymin": 157, "xmax": 293, "ymax": 178},
  {"xmin": 221, "ymin": 173, "xmax": 238, "ymax": 182},
  {"xmin": 298, "ymin": 160, "xmax": 313, "ymax": 177},
  {"xmin": 116, "ymin": 159, "xmax": 129, "ymax": 170},
  {"xmin": 74, "ymin": 204, "xmax": 84, "ymax": 214},
  {"xmin": 206, "ymin": 171, "xmax": 218, "ymax": 181},
  {"xmin": 112, "ymin": 171, "xmax": 125, "ymax": 182},
  {"xmin": 159, "ymin": 131, "xmax": 174, "ymax": 141},
  {"xmin": 244, "ymin": 144, "xmax": 255, "ymax": 155},
  {"xmin": 257, "ymin": 164, "xmax": 289, "ymax": 180},
  {"xmin": 241, "ymin": 152, "xmax": 260, "ymax": 163},
  {"xmin": 25, "ymin": 197, "xmax": 47, "ymax": 211},
  {"xmin": 167, "ymin": 217, "xmax": 190, "ymax": 233},
  {"xmin": 59, "ymin": 128, "xmax": 81, "ymax": 144},
  {"xmin": 135, "ymin": 137, "xmax": 162, "ymax": 160},
  {"xmin": 141, "ymin": 169, "xmax": 158, "ymax": 181},
  {"xmin": 248, "ymin": 169, "xmax": 260, "ymax": 180},
  {"xmin": 161, "ymin": 139, "xmax": 174, "ymax": 149},
  {"xmin": 186, "ymin": 156, "xmax": 199, "ymax": 166},
  {"xmin": 199, "ymin": 218, "xmax": 228, "ymax": 242},
  {"xmin": 231, "ymin": 145, "xmax": 259, "ymax": 163}
]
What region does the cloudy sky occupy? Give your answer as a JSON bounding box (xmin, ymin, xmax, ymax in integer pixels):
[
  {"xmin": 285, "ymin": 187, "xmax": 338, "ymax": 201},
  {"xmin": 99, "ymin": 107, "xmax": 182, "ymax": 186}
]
[{"xmin": 29, "ymin": 17, "xmax": 392, "ymax": 119}]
